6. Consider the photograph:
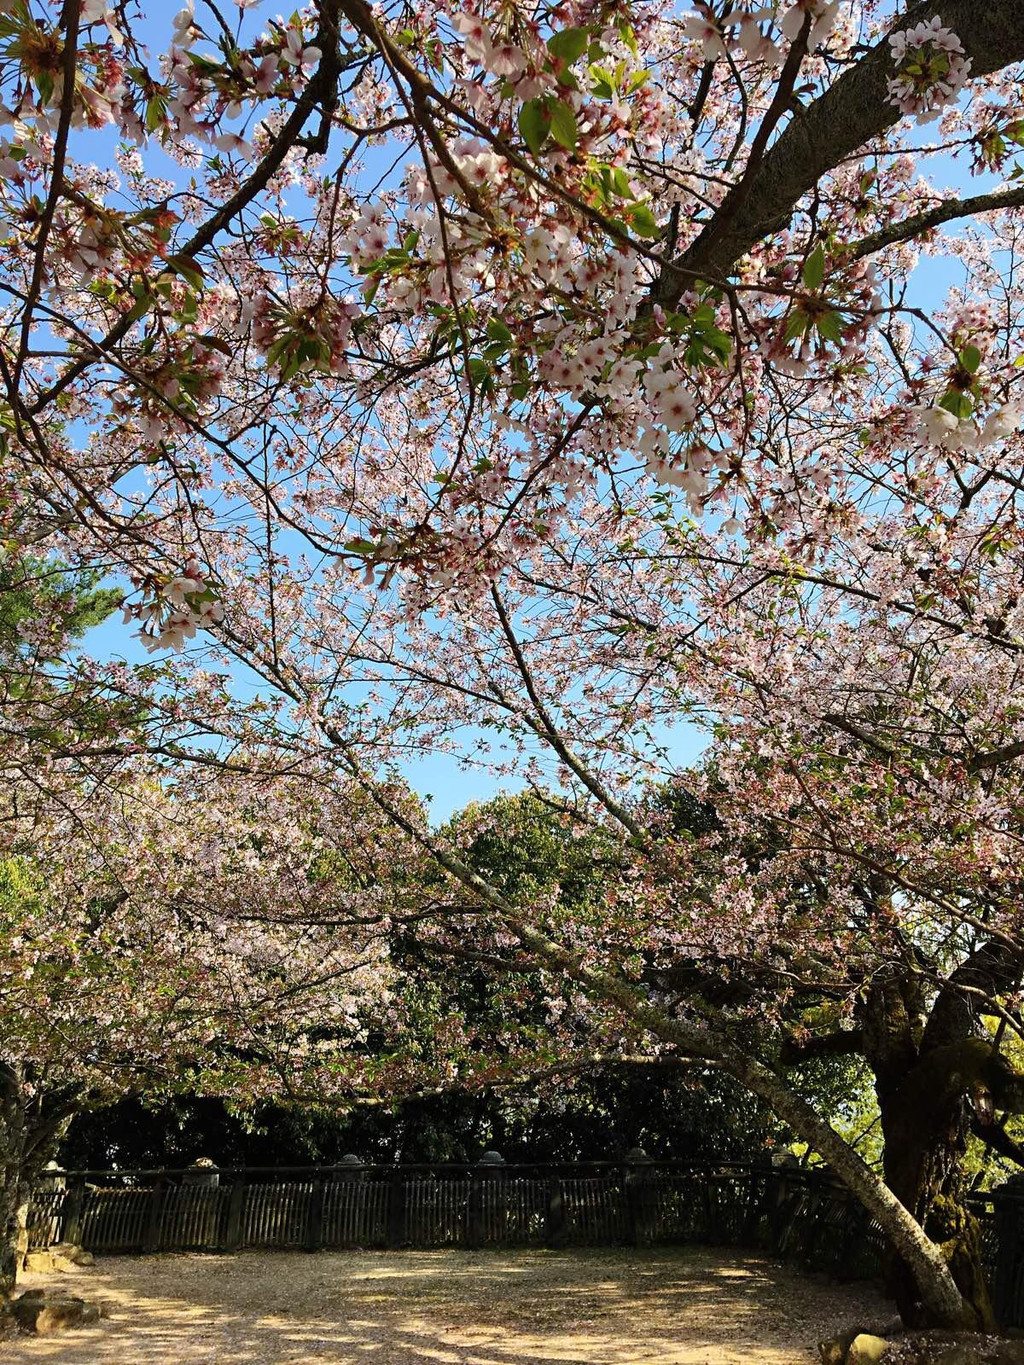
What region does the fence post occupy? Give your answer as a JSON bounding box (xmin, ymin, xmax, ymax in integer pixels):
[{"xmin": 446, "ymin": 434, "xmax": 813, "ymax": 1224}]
[
  {"xmin": 766, "ymin": 1153, "xmax": 800, "ymax": 1254},
  {"xmin": 143, "ymin": 1177, "xmax": 165, "ymax": 1254},
  {"xmin": 224, "ymin": 1175, "xmax": 246, "ymax": 1252},
  {"xmin": 827, "ymin": 1180, "xmax": 860, "ymax": 1282},
  {"xmin": 989, "ymin": 1178, "xmax": 1024, "ymax": 1327},
  {"xmin": 182, "ymin": 1159, "xmax": 219, "ymax": 1250},
  {"xmin": 387, "ymin": 1167, "xmax": 406, "ymax": 1249},
  {"xmin": 469, "ymin": 1151, "xmax": 504, "ymax": 1248},
  {"xmin": 546, "ymin": 1175, "xmax": 565, "ymax": 1248},
  {"xmin": 62, "ymin": 1177, "xmax": 86, "ymax": 1248},
  {"xmin": 624, "ymin": 1148, "xmax": 653, "ymax": 1247},
  {"xmin": 336, "ymin": 1154, "xmax": 364, "ymax": 1249},
  {"xmin": 306, "ymin": 1178, "xmax": 325, "ymax": 1253},
  {"xmin": 742, "ymin": 1165, "xmax": 767, "ymax": 1248}
]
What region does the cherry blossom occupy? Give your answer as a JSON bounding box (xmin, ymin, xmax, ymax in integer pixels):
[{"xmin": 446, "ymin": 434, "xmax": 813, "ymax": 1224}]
[
  {"xmin": 887, "ymin": 17, "xmax": 972, "ymax": 122},
  {"xmin": 2, "ymin": 0, "xmax": 1024, "ymax": 1330}
]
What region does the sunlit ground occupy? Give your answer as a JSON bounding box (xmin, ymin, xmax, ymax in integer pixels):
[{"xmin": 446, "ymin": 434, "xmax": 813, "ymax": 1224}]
[{"xmin": 0, "ymin": 1247, "xmax": 891, "ymax": 1364}]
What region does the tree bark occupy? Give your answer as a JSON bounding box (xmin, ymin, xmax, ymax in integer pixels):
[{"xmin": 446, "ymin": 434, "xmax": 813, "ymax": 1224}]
[
  {"xmin": 858, "ymin": 942, "xmax": 1024, "ymax": 1330},
  {"xmin": 655, "ymin": 0, "xmax": 1024, "ymax": 297},
  {"xmin": 880, "ymin": 1075, "xmax": 992, "ymax": 1329},
  {"xmin": 0, "ymin": 1063, "xmax": 83, "ymax": 1297},
  {"xmin": 0, "ymin": 1064, "xmax": 28, "ymax": 1297}
]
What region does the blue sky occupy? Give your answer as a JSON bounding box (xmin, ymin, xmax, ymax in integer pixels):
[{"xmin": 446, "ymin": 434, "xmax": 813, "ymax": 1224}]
[{"xmin": 70, "ymin": 4, "xmax": 997, "ymax": 820}]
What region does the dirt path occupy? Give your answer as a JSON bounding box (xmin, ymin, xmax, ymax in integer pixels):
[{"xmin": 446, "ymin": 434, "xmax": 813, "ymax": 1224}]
[{"xmin": 0, "ymin": 1247, "xmax": 892, "ymax": 1364}]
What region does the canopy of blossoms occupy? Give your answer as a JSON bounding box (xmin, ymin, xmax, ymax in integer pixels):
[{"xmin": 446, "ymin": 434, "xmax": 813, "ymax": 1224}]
[{"xmin": 4, "ymin": 0, "xmax": 1024, "ymax": 1328}]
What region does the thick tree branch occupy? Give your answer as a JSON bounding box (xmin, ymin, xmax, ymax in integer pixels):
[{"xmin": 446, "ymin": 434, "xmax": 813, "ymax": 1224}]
[
  {"xmin": 655, "ymin": 0, "xmax": 1024, "ymax": 299},
  {"xmin": 967, "ymin": 740, "xmax": 1024, "ymax": 775},
  {"xmin": 850, "ymin": 186, "xmax": 1024, "ymax": 261},
  {"xmin": 972, "ymin": 1116, "xmax": 1024, "ymax": 1168},
  {"xmin": 779, "ymin": 1028, "xmax": 864, "ymax": 1065}
]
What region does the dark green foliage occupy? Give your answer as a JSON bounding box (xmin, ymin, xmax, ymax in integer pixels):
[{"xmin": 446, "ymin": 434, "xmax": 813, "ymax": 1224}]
[
  {"xmin": 62, "ymin": 1066, "xmax": 782, "ymax": 1169},
  {"xmin": 0, "ymin": 556, "xmax": 119, "ymax": 659}
]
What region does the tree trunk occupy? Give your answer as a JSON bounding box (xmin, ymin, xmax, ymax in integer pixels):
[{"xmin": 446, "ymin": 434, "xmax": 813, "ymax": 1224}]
[
  {"xmin": 858, "ymin": 940, "xmax": 1022, "ymax": 1331},
  {"xmin": 495, "ymin": 904, "xmax": 975, "ymax": 1329},
  {"xmin": 717, "ymin": 1042, "xmax": 973, "ymax": 1328},
  {"xmin": 0, "ymin": 1064, "xmax": 28, "ymax": 1297},
  {"xmin": 881, "ymin": 1081, "xmax": 993, "ymax": 1330},
  {"xmin": 0, "ymin": 1064, "xmax": 80, "ymax": 1298}
]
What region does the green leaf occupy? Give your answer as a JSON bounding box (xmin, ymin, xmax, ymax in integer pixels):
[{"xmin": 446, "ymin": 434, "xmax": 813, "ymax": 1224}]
[
  {"xmin": 705, "ymin": 328, "xmax": 733, "ymax": 362},
  {"xmin": 939, "ymin": 389, "xmax": 973, "ymax": 419},
  {"xmin": 628, "ymin": 204, "xmax": 660, "ymax": 239},
  {"xmin": 816, "ymin": 310, "xmax": 843, "ymax": 343},
  {"xmin": 610, "ymin": 166, "xmax": 634, "ymax": 200},
  {"xmin": 165, "ymin": 255, "xmax": 205, "ymax": 291},
  {"xmin": 802, "ymin": 243, "xmax": 826, "ymax": 291},
  {"xmin": 200, "ymin": 335, "xmax": 234, "ymax": 356},
  {"xmin": 548, "ymin": 100, "xmax": 578, "ymax": 150},
  {"xmin": 547, "ymin": 27, "xmax": 589, "ymax": 64},
  {"xmin": 588, "ymin": 63, "xmax": 617, "ymax": 98},
  {"xmin": 145, "ymin": 95, "xmax": 167, "ymax": 133},
  {"xmin": 960, "ymin": 344, "xmax": 981, "ymax": 373},
  {"xmin": 486, "ymin": 318, "xmax": 512, "ymax": 344},
  {"xmin": 265, "ymin": 337, "xmax": 292, "ymax": 368},
  {"xmin": 123, "ymin": 294, "xmax": 152, "ymax": 326},
  {"xmin": 518, "ymin": 99, "xmax": 550, "ymax": 156},
  {"xmin": 784, "ymin": 308, "xmax": 811, "ymax": 343},
  {"xmin": 187, "ymin": 51, "xmax": 223, "ymax": 74}
]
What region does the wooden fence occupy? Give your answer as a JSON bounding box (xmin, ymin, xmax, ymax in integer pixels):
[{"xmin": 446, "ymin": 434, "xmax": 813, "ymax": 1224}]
[{"xmin": 25, "ymin": 1160, "xmax": 1024, "ymax": 1328}]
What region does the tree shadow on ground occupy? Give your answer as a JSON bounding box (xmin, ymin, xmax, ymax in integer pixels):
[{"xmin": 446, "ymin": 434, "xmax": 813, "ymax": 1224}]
[{"xmin": 0, "ymin": 1247, "xmax": 891, "ymax": 1365}]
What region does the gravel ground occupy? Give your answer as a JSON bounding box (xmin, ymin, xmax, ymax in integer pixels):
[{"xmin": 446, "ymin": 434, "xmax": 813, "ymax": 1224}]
[{"xmin": 0, "ymin": 1247, "xmax": 892, "ymax": 1364}]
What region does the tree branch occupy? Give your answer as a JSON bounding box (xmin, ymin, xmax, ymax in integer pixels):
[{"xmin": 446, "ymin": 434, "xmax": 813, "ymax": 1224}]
[
  {"xmin": 780, "ymin": 1028, "xmax": 864, "ymax": 1065},
  {"xmin": 972, "ymin": 1116, "xmax": 1024, "ymax": 1168},
  {"xmin": 967, "ymin": 740, "xmax": 1024, "ymax": 775},
  {"xmin": 850, "ymin": 186, "xmax": 1024, "ymax": 260},
  {"xmin": 26, "ymin": 0, "xmax": 344, "ymax": 418},
  {"xmin": 654, "ymin": 0, "xmax": 1024, "ymax": 299}
]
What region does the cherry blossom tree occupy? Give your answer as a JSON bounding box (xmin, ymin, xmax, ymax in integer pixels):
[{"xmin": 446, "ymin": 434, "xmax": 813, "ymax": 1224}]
[
  {"xmin": 0, "ymin": 762, "xmax": 408, "ymax": 1291},
  {"xmin": 6, "ymin": 0, "xmax": 1024, "ymax": 1331}
]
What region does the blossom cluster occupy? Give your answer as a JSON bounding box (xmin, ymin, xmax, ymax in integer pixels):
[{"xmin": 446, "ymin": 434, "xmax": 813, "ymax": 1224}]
[
  {"xmin": 681, "ymin": 0, "xmax": 840, "ymax": 64},
  {"xmin": 125, "ymin": 559, "xmax": 225, "ymax": 653},
  {"xmin": 886, "ymin": 17, "xmax": 972, "ymax": 122}
]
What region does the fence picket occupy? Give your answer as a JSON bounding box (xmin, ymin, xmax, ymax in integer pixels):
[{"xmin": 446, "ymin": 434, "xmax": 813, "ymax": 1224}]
[{"xmin": 27, "ymin": 1159, "xmax": 1024, "ymax": 1328}]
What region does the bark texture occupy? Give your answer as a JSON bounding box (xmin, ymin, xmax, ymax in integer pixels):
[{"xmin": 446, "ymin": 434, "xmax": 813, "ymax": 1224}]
[
  {"xmin": 857, "ymin": 942, "xmax": 1024, "ymax": 1329},
  {"xmin": 0, "ymin": 1064, "xmax": 28, "ymax": 1295},
  {"xmin": 0, "ymin": 1063, "xmax": 81, "ymax": 1294},
  {"xmin": 655, "ymin": 0, "xmax": 1024, "ymax": 297}
]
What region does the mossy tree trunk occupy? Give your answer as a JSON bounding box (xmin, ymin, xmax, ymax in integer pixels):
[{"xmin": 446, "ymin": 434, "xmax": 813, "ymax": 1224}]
[
  {"xmin": 859, "ymin": 941, "xmax": 1024, "ymax": 1330},
  {"xmin": 0, "ymin": 1063, "xmax": 82, "ymax": 1296},
  {"xmin": 880, "ymin": 1075, "xmax": 993, "ymax": 1329},
  {"xmin": 0, "ymin": 1064, "xmax": 28, "ymax": 1297}
]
